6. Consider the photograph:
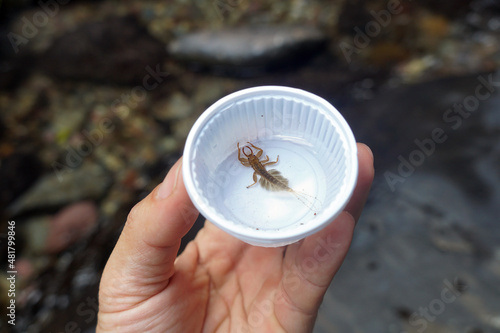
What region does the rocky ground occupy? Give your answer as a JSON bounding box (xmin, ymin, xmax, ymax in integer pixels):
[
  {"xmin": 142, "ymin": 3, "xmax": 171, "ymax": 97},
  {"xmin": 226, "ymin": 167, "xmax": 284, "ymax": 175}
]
[{"xmin": 1, "ymin": 0, "xmax": 499, "ymax": 332}]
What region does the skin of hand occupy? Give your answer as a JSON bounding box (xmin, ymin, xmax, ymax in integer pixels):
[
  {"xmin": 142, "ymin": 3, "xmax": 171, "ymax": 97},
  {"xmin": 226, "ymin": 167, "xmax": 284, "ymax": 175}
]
[{"xmin": 97, "ymin": 143, "xmax": 374, "ymax": 333}]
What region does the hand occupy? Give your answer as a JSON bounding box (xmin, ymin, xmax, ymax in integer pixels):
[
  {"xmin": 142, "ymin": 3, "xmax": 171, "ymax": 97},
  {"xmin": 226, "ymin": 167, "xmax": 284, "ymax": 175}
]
[{"xmin": 97, "ymin": 143, "xmax": 374, "ymax": 332}]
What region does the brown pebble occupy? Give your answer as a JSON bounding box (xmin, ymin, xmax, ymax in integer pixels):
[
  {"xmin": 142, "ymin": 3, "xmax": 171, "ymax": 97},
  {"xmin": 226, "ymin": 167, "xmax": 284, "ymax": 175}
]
[{"xmin": 45, "ymin": 201, "xmax": 98, "ymax": 254}]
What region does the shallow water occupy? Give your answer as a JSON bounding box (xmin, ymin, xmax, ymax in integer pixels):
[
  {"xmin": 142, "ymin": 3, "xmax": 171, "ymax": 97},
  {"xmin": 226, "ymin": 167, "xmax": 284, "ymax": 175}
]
[{"xmin": 214, "ymin": 139, "xmax": 325, "ymax": 230}]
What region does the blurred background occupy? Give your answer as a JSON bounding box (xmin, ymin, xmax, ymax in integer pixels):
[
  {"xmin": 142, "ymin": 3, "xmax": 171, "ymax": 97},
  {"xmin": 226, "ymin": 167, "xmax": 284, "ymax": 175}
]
[{"xmin": 1, "ymin": 0, "xmax": 500, "ymax": 332}]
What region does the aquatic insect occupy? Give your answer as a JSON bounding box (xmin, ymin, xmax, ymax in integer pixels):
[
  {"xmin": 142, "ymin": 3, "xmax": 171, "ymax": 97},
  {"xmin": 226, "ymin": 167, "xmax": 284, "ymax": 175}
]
[{"xmin": 237, "ymin": 142, "xmax": 321, "ymax": 213}]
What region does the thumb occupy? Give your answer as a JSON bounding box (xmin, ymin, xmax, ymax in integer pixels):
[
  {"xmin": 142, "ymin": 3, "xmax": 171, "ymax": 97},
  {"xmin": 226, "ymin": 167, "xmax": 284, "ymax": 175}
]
[{"xmin": 99, "ymin": 158, "xmax": 199, "ymax": 305}]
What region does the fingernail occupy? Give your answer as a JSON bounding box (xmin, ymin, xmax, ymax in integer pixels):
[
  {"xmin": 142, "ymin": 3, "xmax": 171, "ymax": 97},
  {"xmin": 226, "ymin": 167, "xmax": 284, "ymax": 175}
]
[
  {"xmin": 360, "ymin": 143, "xmax": 374, "ymax": 160},
  {"xmin": 156, "ymin": 162, "xmax": 181, "ymax": 200}
]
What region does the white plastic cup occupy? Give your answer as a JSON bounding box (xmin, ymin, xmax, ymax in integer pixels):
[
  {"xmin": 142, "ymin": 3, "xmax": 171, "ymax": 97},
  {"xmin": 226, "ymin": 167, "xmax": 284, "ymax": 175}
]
[{"xmin": 183, "ymin": 86, "xmax": 357, "ymax": 247}]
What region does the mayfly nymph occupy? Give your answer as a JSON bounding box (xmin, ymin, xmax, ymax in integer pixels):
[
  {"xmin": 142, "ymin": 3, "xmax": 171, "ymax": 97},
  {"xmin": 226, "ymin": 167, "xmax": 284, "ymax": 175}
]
[{"xmin": 237, "ymin": 142, "xmax": 321, "ymax": 213}]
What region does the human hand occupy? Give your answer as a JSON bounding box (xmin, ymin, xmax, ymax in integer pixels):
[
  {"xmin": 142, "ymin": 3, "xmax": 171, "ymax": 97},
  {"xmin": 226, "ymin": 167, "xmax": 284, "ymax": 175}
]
[{"xmin": 97, "ymin": 143, "xmax": 374, "ymax": 332}]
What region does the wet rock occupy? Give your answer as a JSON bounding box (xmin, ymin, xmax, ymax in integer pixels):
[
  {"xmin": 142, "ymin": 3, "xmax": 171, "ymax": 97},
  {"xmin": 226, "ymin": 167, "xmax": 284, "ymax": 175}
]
[
  {"xmin": 0, "ymin": 152, "xmax": 43, "ymax": 209},
  {"xmin": 41, "ymin": 15, "xmax": 166, "ymax": 84},
  {"xmin": 430, "ymin": 223, "xmax": 476, "ymax": 254},
  {"xmin": 336, "ymin": 0, "xmax": 371, "ymax": 34},
  {"xmin": 472, "ymin": 0, "xmax": 500, "ymax": 13},
  {"xmin": 397, "ymin": 175, "xmax": 488, "ymax": 256},
  {"xmin": 156, "ymin": 137, "xmax": 179, "ymax": 155},
  {"xmin": 45, "ymin": 201, "xmax": 98, "ymax": 254},
  {"xmin": 418, "ymin": 0, "xmax": 474, "ymax": 18},
  {"xmin": 167, "ymin": 25, "xmax": 327, "ymax": 76},
  {"xmin": 16, "ymin": 257, "xmax": 36, "ymax": 281},
  {"xmin": 152, "ymin": 92, "xmax": 193, "ymax": 121},
  {"xmin": 317, "ymin": 173, "xmax": 500, "ymax": 333},
  {"xmin": 314, "ymin": 70, "xmax": 500, "ymax": 332},
  {"xmin": 9, "ymin": 163, "xmax": 111, "ymax": 216},
  {"xmin": 19, "ymin": 215, "xmax": 51, "ymax": 255},
  {"xmin": 1, "ymin": 0, "xmax": 33, "ymax": 11},
  {"xmin": 48, "ymin": 93, "xmax": 90, "ymax": 145},
  {"xmin": 363, "ymin": 42, "xmax": 411, "ymax": 68},
  {"xmin": 0, "ymin": 28, "xmax": 33, "ymax": 90}
]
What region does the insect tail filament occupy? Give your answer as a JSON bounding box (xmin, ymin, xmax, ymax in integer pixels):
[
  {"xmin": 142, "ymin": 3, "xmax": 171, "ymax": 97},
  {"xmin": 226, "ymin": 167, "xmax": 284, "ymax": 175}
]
[{"xmin": 289, "ymin": 189, "xmax": 322, "ymax": 214}]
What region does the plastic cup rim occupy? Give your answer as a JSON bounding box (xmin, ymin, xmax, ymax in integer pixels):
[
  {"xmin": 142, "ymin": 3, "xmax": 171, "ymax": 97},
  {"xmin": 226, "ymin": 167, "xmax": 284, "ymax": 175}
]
[{"xmin": 182, "ymin": 85, "xmax": 358, "ymax": 246}]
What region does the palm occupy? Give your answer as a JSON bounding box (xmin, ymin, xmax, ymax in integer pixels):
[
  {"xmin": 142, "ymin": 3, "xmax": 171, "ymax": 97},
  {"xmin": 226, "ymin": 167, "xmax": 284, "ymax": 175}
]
[
  {"xmin": 99, "ymin": 218, "xmax": 353, "ymax": 333},
  {"xmin": 174, "ymin": 222, "xmax": 318, "ymax": 333}
]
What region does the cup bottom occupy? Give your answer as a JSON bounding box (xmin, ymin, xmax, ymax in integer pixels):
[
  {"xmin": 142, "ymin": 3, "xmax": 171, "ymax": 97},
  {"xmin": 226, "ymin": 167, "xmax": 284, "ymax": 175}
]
[{"xmin": 208, "ymin": 137, "xmax": 326, "ymax": 231}]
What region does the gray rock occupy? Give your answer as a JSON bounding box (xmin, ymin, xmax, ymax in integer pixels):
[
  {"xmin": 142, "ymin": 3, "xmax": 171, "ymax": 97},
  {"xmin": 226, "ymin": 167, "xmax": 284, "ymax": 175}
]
[
  {"xmin": 152, "ymin": 92, "xmax": 193, "ymax": 121},
  {"xmin": 313, "ymin": 73, "xmax": 500, "ymax": 333},
  {"xmin": 168, "ymin": 25, "xmax": 327, "ymax": 76},
  {"xmin": 9, "ymin": 163, "xmax": 111, "ymax": 215},
  {"xmin": 316, "ymin": 173, "xmax": 500, "ymax": 333},
  {"xmin": 0, "ymin": 152, "xmax": 43, "ymax": 208}
]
